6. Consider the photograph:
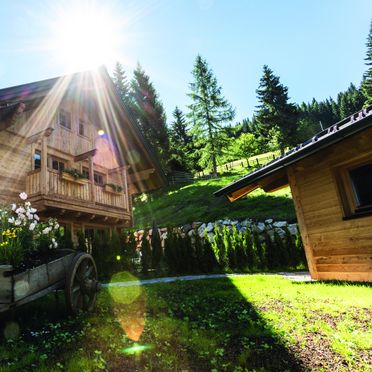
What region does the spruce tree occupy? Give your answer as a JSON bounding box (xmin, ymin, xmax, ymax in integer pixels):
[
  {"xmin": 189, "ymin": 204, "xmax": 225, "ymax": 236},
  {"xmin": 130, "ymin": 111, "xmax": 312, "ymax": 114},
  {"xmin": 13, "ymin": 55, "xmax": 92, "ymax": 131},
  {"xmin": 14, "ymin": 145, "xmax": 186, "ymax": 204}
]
[
  {"xmin": 362, "ymin": 20, "xmax": 372, "ymax": 107},
  {"xmin": 187, "ymin": 55, "xmax": 235, "ymax": 175},
  {"xmin": 112, "ymin": 62, "xmax": 131, "ymax": 106},
  {"xmin": 131, "ymin": 63, "xmax": 170, "ymax": 168},
  {"xmin": 255, "ymin": 65, "xmax": 298, "ymax": 154},
  {"xmin": 168, "ymin": 107, "xmax": 193, "ymax": 171}
]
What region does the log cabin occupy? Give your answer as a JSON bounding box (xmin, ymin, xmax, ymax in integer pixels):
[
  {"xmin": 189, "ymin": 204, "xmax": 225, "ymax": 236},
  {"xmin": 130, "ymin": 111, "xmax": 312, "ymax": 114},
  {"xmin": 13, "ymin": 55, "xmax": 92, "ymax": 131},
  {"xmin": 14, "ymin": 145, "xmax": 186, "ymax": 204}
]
[
  {"xmin": 0, "ymin": 67, "xmax": 165, "ymax": 244},
  {"xmin": 215, "ymin": 106, "xmax": 372, "ymax": 282}
]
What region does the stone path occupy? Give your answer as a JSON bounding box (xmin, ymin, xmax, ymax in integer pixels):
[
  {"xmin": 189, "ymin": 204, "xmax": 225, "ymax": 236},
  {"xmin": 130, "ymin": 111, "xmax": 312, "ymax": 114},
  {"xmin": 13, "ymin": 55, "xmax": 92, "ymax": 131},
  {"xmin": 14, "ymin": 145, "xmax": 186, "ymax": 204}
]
[{"xmin": 102, "ymin": 271, "xmax": 313, "ymax": 287}]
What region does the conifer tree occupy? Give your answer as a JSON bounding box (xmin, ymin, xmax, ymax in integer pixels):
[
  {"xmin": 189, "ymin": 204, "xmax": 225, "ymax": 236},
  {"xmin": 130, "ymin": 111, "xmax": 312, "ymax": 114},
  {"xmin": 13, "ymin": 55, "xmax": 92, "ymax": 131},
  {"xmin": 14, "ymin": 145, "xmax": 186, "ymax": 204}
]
[
  {"xmin": 255, "ymin": 65, "xmax": 298, "ymax": 154},
  {"xmin": 112, "ymin": 62, "xmax": 131, "ymax": 106},
  {"xmin": 187, "ymin": 55, "xmax": 235, "ymax": 175},
  {"xmin": 168, "ymin": 107, "xmax": 193, "ymax": 171},
  {"xmin": 131, "ymin": 63, "xmax": 170, "ymax": 168},
  {"xmin": 362, "ymin": 20, "xmax": 372, "ymax": 106}
]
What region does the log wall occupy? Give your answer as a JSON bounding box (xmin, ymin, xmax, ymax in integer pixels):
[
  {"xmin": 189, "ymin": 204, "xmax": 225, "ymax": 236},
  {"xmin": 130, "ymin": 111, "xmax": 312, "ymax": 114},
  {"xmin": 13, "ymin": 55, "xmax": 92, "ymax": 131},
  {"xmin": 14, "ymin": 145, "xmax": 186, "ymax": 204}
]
[{"xmin": 287, "ymin": 128, "xmax": 372, "ymax": 282}]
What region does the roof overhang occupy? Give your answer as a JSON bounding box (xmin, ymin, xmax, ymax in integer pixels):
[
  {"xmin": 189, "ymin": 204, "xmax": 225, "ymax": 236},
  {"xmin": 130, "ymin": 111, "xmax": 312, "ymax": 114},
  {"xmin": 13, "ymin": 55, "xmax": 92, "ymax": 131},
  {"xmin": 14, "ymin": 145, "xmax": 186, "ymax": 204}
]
[{"xmin": 215, "ymin": 105, "xmax": 372, "ymax": 202}]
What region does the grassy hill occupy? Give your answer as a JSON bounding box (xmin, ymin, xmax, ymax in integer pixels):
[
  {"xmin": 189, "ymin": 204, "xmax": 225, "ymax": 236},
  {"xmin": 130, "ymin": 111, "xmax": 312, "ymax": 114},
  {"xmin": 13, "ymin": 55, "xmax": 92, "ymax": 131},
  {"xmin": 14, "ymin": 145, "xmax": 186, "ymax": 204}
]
[{"xmin": 133, "ymin": 169, "xmax": 296, "ymax": 228}]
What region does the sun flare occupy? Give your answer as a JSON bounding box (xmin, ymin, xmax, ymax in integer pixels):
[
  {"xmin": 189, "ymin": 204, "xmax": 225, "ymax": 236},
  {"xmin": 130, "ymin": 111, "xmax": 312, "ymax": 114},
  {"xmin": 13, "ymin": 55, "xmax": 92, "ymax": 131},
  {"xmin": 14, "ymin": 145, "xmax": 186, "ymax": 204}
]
[{"xmin": 49, "ymin": 4, "xmax": 121, "ymax": 71}]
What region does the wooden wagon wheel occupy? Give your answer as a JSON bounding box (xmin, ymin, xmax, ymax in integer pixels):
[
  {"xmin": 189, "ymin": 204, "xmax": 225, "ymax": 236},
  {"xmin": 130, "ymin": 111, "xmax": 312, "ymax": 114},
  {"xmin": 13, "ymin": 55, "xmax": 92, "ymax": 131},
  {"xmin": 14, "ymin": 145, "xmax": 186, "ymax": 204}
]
[{"xmin": 65, "ymin": 253, "xmax": 99, "ymax": 314}]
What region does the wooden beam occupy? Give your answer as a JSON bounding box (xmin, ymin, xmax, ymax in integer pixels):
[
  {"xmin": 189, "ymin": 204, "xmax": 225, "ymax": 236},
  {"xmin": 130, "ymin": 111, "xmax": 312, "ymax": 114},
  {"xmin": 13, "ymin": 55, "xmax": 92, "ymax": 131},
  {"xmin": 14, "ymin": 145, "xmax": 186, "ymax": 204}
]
[
  {"xmin": 128, "ymin": 168, "xmax": 155, "ymax": 184},
  {"xmin": 26, "ymin": 127, "xmax": 54, "ymax": 144},
  {"xmin": 40, "ymin": 135, "xmax": 48, "ymax": 195},
  {"xmin": 89, "ymin": 156, "xmax": 95, "ymax": 203},
  {"xmin": 287, "ymin": 166, "xmax": 318, "ymax": 279},
  {"xmin": 59, "ymin": 209, "xmax": 66, "ymax": 216},
  {"xmin": 74, "ymin": 149, "xmax": 97, "ymax": 162},
  {"xmin": 227, "ymin": 183, "xmax": 259, "ymax": 202}
]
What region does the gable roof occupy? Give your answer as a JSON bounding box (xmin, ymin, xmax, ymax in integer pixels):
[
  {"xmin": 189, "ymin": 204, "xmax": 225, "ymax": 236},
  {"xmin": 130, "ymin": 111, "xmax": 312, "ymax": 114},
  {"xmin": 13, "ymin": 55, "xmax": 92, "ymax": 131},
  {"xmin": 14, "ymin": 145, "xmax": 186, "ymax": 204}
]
[
  {"xmin": 215, "ymin": 105, "xmax": 372, "ymax": 202},
  {"xmin": 0, "ymin": 66, "xmax": 166, "ymax": 193}
]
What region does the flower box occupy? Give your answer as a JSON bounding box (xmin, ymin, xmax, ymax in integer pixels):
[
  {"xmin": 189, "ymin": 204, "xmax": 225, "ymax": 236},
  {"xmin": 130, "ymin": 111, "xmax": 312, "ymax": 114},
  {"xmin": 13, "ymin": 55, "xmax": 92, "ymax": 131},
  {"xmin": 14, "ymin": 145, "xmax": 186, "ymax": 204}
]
[
  {"xmin": 60, "ymin": 172, "xmax": 88, "ymax": 185},
  {"xmin": 103, "ymin": 184, "xmax": 122, "ymax": 195}
]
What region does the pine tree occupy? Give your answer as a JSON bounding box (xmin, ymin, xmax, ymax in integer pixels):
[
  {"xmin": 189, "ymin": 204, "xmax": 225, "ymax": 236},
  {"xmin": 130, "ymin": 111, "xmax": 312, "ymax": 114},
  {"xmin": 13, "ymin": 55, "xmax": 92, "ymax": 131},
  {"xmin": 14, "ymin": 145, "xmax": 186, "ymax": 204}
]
[
  {"xmin": 187, "ymin": 55, "xmax": 235, "ymax": 175},
  {"xmin": 168, "ymin": 107, "xmax": 193, "ymax": 171},
  {"xmin": 362, "ymin": 20, "xmax": 372, "ymax": 107},
  {"xmin": 112, "ymin": 62, "xmax": 131, "ymax": 106},
  {"xmin": 255, "ymin": 65, "xmax": 298, "ymax": 154},
  {"xmin": 131, "ymin": 63, "xmax": 170, "ymax": 168}
]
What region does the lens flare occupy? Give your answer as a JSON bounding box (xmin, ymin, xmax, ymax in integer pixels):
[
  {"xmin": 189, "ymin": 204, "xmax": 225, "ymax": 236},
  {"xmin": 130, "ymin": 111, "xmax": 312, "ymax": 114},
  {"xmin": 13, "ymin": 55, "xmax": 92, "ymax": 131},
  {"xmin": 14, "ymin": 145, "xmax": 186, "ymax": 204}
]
[{"xmin": 121, "ymin": 343, "xmax": 153, "ymax": 355}]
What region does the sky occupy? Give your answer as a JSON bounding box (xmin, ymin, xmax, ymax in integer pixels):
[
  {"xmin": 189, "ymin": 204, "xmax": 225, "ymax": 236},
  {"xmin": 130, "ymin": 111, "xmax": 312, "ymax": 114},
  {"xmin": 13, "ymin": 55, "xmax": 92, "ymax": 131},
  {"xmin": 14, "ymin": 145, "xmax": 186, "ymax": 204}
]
[{"xmin": 0, "ymin": 0, "xmax": 371, "ymax": 124}]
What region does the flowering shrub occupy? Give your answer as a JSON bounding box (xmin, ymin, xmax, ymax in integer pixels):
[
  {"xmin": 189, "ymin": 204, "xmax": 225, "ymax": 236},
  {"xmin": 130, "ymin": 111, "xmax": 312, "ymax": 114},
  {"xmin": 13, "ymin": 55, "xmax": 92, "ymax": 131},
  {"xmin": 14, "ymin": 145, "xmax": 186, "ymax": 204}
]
[{"xmin": 0, "ymin": 192, "xmax": 60, "ymax": 268}]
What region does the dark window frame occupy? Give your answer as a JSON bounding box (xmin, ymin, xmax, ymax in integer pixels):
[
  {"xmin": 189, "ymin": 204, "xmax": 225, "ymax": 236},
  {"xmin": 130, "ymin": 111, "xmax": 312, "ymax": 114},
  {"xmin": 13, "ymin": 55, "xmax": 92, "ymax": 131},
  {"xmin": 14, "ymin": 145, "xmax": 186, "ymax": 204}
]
[
  {"xmin": 59, "ymin": 109, "xmax": 71, "ymax": 130},
  {"xmin": 34, "ymin": 150, "xmax": 41, "ymax": 170},
  {"xmin": 335, "ymin": 158, "xmax": 372, "ymax": 219}
]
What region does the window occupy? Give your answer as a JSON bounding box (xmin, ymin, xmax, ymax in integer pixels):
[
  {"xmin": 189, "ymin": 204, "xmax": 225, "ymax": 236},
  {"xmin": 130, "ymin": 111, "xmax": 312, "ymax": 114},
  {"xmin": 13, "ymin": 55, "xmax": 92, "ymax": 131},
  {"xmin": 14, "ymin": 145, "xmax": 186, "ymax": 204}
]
[
  {"xmin": 94, "ymin": 172, "xmax": 104, "ymax": 186},
  {"xmin": 79, "ymin": 119, "xmax": 86, "ymax": 136},
  {"xmin": 52, "ymin": 159, "xmax": 65, "ymax": 172},
  {"xmin": 336, "ymin": 160, "xmax": 372, "ymax": 218},
  {"xmin": 349, "ymin": 163, "xmax": 372, "ymax": 210},
  {"xmin": 82, "ymin": 167, "xmax": 89, "ymax": 179},
  {"xmin": 34, "ymin": 150, "xmax": 41, "ymax": 169},
  {"xmin": 59, "ymin": 109, "xmax": 71, "ymax": 130}
]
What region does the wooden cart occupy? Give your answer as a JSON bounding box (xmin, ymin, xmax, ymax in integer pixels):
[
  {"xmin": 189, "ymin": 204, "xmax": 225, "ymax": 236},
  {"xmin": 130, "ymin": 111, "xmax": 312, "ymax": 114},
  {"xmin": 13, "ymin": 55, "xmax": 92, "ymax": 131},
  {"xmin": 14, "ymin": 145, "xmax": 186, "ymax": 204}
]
[{"xmin": 0, "ymin": 250, "xmax": 99, "ymax": 314}]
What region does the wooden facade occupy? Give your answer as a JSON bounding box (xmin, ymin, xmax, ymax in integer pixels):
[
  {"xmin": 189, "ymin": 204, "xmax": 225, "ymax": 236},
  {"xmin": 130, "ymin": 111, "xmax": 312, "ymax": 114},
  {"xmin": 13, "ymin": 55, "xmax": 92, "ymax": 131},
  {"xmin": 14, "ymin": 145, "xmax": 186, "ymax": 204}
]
[
  {"xmin": 216, "ymin": 107, "xmax": 372, "ymax": 282},
  {"xmin": 0, "ymin": 68, "xmax": 165, "ymax": 244}
]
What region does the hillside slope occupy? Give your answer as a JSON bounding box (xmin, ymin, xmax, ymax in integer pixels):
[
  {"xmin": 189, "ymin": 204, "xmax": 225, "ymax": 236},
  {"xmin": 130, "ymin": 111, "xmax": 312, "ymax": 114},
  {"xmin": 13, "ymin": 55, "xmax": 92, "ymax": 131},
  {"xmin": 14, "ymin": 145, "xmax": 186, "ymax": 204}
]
[{"xmin": 133, "ymin": 170, "xmax": 296, "ymax": 228}]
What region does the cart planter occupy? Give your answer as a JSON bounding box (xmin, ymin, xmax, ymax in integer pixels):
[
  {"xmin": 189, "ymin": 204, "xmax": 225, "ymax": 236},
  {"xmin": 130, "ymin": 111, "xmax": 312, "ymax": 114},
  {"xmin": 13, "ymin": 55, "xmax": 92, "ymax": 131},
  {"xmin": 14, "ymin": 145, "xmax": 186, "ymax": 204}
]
[{"xmin": 0, "ymin": 251, "xmax": 99, "ymax": 314}]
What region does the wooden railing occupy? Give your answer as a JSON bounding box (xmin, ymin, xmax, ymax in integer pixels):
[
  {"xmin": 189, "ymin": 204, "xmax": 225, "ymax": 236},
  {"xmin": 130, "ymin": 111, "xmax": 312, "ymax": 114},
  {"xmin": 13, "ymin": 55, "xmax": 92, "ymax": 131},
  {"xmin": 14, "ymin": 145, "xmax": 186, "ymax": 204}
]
[{"xmin": 26, "ymin": 170, "xmax": 127, "ymax": 210}]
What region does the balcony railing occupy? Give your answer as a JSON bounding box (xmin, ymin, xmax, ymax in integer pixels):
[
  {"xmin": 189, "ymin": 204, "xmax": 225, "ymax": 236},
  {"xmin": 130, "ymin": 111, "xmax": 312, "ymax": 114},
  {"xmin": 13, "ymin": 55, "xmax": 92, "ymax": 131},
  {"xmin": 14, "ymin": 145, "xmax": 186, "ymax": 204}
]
[{"xmin": 26, "ymin": 169, "xmax": 128, "ymax": 210}]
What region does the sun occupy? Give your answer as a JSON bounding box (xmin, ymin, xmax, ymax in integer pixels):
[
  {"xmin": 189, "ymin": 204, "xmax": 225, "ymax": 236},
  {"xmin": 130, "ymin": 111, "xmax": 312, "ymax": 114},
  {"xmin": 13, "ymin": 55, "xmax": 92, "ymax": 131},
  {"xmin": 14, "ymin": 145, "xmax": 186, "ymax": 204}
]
[{"xmin": 49, "ymin": 3, "xmax": 121, "ymax": 71}]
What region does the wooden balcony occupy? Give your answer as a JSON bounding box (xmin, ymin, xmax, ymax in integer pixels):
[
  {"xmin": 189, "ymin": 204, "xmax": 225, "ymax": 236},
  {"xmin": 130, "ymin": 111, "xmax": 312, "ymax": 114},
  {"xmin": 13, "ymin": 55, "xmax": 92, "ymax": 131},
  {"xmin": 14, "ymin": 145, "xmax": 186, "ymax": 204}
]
[{"xmin": 26, "ymin": 169, "xmax": 131, "ymax": 224}]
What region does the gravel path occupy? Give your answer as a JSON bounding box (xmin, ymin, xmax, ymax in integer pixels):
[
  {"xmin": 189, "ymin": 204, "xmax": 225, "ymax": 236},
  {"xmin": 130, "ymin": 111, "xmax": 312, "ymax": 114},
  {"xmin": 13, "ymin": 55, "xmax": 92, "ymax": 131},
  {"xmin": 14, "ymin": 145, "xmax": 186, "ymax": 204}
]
[{"xmin": 102, "ymin": 271, "xmax": 313, "ymax": 287}]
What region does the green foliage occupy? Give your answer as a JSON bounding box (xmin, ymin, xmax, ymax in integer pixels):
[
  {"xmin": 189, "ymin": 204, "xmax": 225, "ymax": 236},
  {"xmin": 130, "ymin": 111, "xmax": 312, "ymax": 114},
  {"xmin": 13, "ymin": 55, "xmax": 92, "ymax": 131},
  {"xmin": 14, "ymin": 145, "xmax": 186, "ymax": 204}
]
[
  {"xmin": 112, "ymin": 61, "xmax": 131, "ymax": 106},
  {"xmin": 62, "ymin": 168, "xmax": 84, "ymax": 179},
  {"xmin": 76, "ymin": 231, "xmax": 86, "ymax": 251},
  {"xmin": 187, "ymin": 55, "xmax": 235, "ymax": 174},
  {"xmin": 255, "ymin": 65, "xmax": 299, "ymax": 153},
  {"xmin": 130, "ymin": 63, "xmax": 170, "ymax": 169},
  {"xmin": 362, "ymin": 20, "xmax": 372, "ymax": 107},
  {"xmin": 151, "ymin": 224, "xmax": 163, "ymax": 270},
  {"xmin": 0, "ymin": 196, "xmax": 60, "ymax": 268},
  {"xmin": 168, "ymin": 107, "xmax": 194, "ymax": 172},
  {"xmin": 140, "ymin": 229, "xmax": 151, "ymax": 273}
]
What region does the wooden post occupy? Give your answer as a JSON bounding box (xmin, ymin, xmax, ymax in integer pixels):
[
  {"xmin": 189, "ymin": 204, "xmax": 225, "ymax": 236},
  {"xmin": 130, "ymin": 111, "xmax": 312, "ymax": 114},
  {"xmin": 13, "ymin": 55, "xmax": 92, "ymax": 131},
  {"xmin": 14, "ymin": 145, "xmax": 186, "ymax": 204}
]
[
  {"xmin": 122, "ymin": 166, "xmax": 129, "ymax": 210},
  {"xmin": 40, "ymin": 135, "xmax": 48, "ymax": 195},
  {"xmin": 287, "ymin": 166, "xmax": 318, "ymax": 279},
  {"xmin": 89, "ymin": 156, "xmax": 95, "ymax": 203}
]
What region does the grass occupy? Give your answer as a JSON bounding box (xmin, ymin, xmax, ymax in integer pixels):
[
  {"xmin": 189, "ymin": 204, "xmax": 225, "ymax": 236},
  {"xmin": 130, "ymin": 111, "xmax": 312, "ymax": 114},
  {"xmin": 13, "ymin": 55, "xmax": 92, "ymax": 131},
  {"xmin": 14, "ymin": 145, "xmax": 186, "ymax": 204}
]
[
  {"xmin": 1, "ymin": 274, "xmax": 371, "ymax": 371},
  {"xmin": 133, "ymin": 169, "xmax": 296, "ymax": 229}
]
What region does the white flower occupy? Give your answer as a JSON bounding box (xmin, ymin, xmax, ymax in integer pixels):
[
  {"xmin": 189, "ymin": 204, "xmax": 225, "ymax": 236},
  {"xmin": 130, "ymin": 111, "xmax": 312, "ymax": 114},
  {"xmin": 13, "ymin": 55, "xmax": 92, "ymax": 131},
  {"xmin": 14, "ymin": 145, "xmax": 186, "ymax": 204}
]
[
  {"xmin": 42, "ymin": 227, "xmax": 52, "ymax": 234},
  {"xmin": 19, "ymin": 192, "xmax": 28, "ymax": 200},
  {"xmin": 30, "ymin": 208, "xmax": 37, "ymax": 213},
  {"xmin": 54, "ymin": 223, "xmax": 59, "ymax": 230},
  {"xmin": 26, "ymin": 212, "xmax": 34, "ymax": 220},
  {"xmin": 8, "ymin": 217, "xmax": 15, "ymax": 224},
  {"xmin": 29, "ymin": 222, "xmax": 36, "ymax": 231},
  {"xmin": 24, "ymin": 202, "xmax": 31, "ymax": 208},
  {"xmin": 11, "ymin": 203, "xmax": 16, "ymax": 211},
  {"xmin": 14, "ymin": 219, "xmax": 22, "ymax": 226},
  {"xmin": 53, "ymin": 241, "xmax": 58, "ymax": 248},
  {"xmin": 49, "ymin": 244, "xmax": 53, "ymax": 249},
  {"xmin": 34, "ymin": 214, "xmax": 40, "ymax": 221},
  {"xmin": 52, "ymin": 238, "xmax": 56, "ymax": 243},
  {"xmin": 16, "ymin": 207, "xmax": 25, "ymax": 214}
]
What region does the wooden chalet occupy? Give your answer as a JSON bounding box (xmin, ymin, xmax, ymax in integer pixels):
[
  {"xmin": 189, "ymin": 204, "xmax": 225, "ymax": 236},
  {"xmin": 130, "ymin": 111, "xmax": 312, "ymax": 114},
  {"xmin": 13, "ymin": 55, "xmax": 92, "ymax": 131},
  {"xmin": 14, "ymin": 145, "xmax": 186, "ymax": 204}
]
[
  {"xmin": 0, "ymin": 67, "xmax": 165, "ymax": 244},
  {"xmin": 215, "ymin": 106, "xmax": 372, "ymax": 282}
]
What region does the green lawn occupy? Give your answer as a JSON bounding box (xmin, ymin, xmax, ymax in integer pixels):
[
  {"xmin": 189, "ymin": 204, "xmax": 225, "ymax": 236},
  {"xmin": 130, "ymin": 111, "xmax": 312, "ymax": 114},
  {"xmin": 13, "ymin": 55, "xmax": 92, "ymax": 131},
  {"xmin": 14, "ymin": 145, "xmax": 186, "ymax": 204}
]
[
  {"xmin": 1, "ymin": 275, "xmax": 371, "ymax": 371},
  {"xmin": 133, "ymin": 170, "xmax": 296, "ymax": 229}
]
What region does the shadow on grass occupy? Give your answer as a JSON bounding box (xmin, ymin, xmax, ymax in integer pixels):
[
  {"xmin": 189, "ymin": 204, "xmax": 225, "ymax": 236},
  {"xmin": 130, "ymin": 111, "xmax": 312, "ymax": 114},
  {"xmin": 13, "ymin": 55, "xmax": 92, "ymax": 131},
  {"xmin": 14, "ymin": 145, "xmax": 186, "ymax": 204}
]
[
  {"xmin": 1, "ymin": 276, "xmax": 305, "ymax": 371},
  {"xmin": 292, "ymin": 280, "xmax": 372, "ymax": 288}
]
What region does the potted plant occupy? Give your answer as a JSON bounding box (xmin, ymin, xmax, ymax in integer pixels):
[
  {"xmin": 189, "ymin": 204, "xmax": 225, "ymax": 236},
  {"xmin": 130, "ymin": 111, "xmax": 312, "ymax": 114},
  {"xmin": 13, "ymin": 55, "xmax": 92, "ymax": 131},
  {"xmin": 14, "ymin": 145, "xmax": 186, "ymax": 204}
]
[
  {"xmin": 103, "ymin": 183, "xmax": 123, "ymax": 194},
  {"xmin": 60, "ymin": 168, "xmax": 88, "ymax": 185}
]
